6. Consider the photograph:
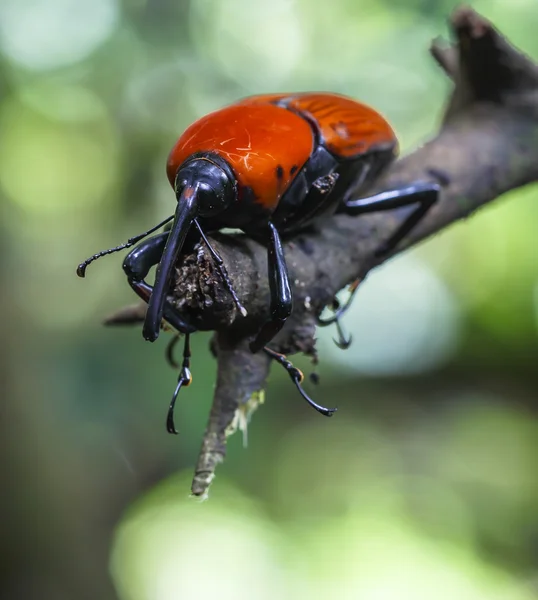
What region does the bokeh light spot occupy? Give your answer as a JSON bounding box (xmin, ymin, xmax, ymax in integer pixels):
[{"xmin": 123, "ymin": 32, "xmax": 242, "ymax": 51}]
[
  {"xmin": 318, "ymin": 254, "xmax": 461, "ymax": 376},
  {"xmin": 111, "ymin": 475, "xmax": 288, "ymax": 600},
  {"xmin": 296, "ymin": 514, "xmax": 534, "ymax": 600},
  {"xmin": 191, "ymin": 0, "xmax": 306, "ymax": 89},
  {"xmin": 18, "ymin": 82, "xmax": 108, "ymax": 123},
  {"xmin": 0, "ymin": 98, "xmax": 118, "ymax": 214},
  {"xmin": 0, "ymin": 0, "xmax": 119, "ymax": 70}
]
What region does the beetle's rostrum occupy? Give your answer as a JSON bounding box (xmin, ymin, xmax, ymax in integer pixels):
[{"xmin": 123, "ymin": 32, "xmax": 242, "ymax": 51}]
[{"xmin": 77, "ymin": 92, "xmax": 440, "ymax": 428}]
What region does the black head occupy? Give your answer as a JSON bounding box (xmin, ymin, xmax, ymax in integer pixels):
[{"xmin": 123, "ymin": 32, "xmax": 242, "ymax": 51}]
[
  {"xmin": 175, "ymin": 154, "xmax": 237, "ymax": 217},
  {"xmin": 142, "ymin": 153, "xmax": 237, "ymax": 342}
]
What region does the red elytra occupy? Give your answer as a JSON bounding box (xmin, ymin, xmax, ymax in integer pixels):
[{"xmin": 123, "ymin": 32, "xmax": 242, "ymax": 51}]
[
  {"xmin": 167, "ymin": 92, "xmax": 398, "ymax": 213},
  {"xmin": 237, "ymin": 92, "xmax": 397, "ymax": 157}
]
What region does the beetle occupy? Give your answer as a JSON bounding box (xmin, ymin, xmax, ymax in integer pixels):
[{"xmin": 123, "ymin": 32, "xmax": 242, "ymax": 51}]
[{"xmin": 78, "ymin": 92, "xmax": 440, "ymax": 424}]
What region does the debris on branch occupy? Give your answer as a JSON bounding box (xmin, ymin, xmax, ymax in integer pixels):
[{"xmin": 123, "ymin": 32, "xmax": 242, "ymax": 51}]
[{"xmin": 106, "ymin": 7, "xmax": 538, "ymax": 497}]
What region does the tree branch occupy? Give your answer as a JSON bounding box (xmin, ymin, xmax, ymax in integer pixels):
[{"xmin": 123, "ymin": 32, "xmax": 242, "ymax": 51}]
[
  {"xmin": 190, "ymin": 334, "xmax": 270, "ymax": 498},
  {"xmin": 107, "ymin": 7, "xmax": 538, "ymax": 497}
]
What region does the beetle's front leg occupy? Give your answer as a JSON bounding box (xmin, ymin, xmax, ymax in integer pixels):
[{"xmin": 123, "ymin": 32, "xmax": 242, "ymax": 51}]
[
  {"xmin": 249, "ymin": 222, "xmax": 293, "ymax": 353},
  {"xmin": 123, "ymin": 232, "xmax": 197, "ymax": 334}
]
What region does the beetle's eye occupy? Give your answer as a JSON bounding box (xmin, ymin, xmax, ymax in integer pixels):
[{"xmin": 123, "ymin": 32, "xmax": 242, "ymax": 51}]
[{"xmin": 196, "ymin": 183, "xmax": 223, "ymax": 216}]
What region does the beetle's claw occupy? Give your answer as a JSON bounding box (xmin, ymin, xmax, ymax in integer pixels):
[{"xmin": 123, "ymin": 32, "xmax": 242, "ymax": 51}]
[
  {"xmin": 263, "ymin": 347, "xmax": 337, "ymax": 416},
  {"xmin": 291, "ymin": 373, "xmax": 336, "ymax": 417},
  {"xmin": 166, "ymin": 366, "xmax": 192, "ymax": 435},
  {"xmin": 333, "ymin": 319, "xmax": 352, "ymax": 349},
  {"xmin": 334, "ymin": 333, "xmax": 352, "ymax": 350}
]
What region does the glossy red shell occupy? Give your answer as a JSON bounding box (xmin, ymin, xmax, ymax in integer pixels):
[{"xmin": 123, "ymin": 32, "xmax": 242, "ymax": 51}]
[
  {"xmin": 167, "ymin": 103, "xmax": 314, "ymax": 211},
  {"xmin": 167, "ymin": 92, "xmax": 398, "ymax": 211},
  {"xmin": 238, "ymin": 92, "xmax": 397, "ymax": 157},
  {"xmin": 287, "ymin": 93, "xmax": 397, "ymax": 158}
]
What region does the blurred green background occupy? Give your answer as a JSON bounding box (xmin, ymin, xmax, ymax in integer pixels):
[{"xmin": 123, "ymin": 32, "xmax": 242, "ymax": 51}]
[{"xmin": 1, "ymin": 0, "xmax": 537, "ymax": 598}]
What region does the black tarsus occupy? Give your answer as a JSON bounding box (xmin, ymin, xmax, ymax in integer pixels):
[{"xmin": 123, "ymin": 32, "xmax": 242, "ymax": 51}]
[
  {"xmin": 333, "ymin": 317, "xmax": 352, "ymax": 350},
  {"xmin": 166, "ymin": 334, "xmax": 181, "ymax": 369},
  {"xmin": 317, "ymin": 279, "xmax": 361, "ymax": 348},
  {"xmin": 263, "ymin": 347, "xmax": 336, "ymax": 416},
  {"xmin": 250, "ymin": 222, "xmax": 293, "ymax": 353},
  {"xmin": 76, "ymin": 215, "xmax": 174, "ymax": 278},
  {"xmin": 166, "ymin": 333, "xmax": 192, "ymax": 435},
  {"xmin": 321, "ymin": 296, "xmax": 353, "ymax": 349}
]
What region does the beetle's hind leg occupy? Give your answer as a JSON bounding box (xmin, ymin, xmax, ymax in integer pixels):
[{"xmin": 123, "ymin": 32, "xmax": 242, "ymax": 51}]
[
  {"xmin": 321, "ymin": 182, "xmax": 439, "ymax": 346},
  {"xmin": 340, "ymin": 181, "xmax": 440, "ymax": 257},
  {"xmin": 250, "ymin": 222, "xmax": 293, "ymax": 353},
  {"xmin": 325, "ymin": 309, "xmax": 353, "ymax": 350},
  {"xmin": 246, "ymin": 223, "xmax": 334, "ymax": 414},
  {"xmin": 263, "ymin": 347, "xmax": 337, "ymax": 416},
  {"xmin": 317, "ymin": 296, "xmax": 352, "ymax": 349}
]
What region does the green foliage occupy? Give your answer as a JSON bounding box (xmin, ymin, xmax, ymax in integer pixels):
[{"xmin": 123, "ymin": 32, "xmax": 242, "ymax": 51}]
[{"xmin": 1, "ymin": 0, "xmax": 537, "ymax": 597}]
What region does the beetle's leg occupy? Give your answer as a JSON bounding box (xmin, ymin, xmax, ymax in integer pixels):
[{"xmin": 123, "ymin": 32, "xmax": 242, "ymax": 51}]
[
  {"xmin": 166, "ymin": 333, "xmax": 193, "ymax": 435},
  {"xmin": 165, "ymin": 334, "xmax": 181, "ymax": 369},
  {"xmin": 319, "ymin": 279, "xmax": 361, "ymax": 326},
  {"xmin": 193, "ymin": 219, "xmax": 247, "ymax": 317},
  {"xmin": 123, "ymin": 233, "xmax": 197, "ymax": 334},
  {"xmin": 319, "ymin": 182, "xmax": 440, "ymax": 344},
  {"xmin": 317, "ymin": 299, "xmax": 353, "ymax": 349},
  {"xmin": 317, "ymin": 278, "xmax": 362, "ymax": 349},
  {"xmin": 123, "ymin": 231, "xmax": 169, "ymax": 280},
  {"xmin": 340, "ymin": 182, "xmax": 440, "ymax": 257},
  {"xmin": 263, "ymin": 347, "xmax": 336, "ymax": 416},
  {"xmin": 332, "ymin": 317, "xmax": 352, "ymax": 350},
  {"xmin": 250, "ymin": 222, "xmax": 292, "ymax": 353}
]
